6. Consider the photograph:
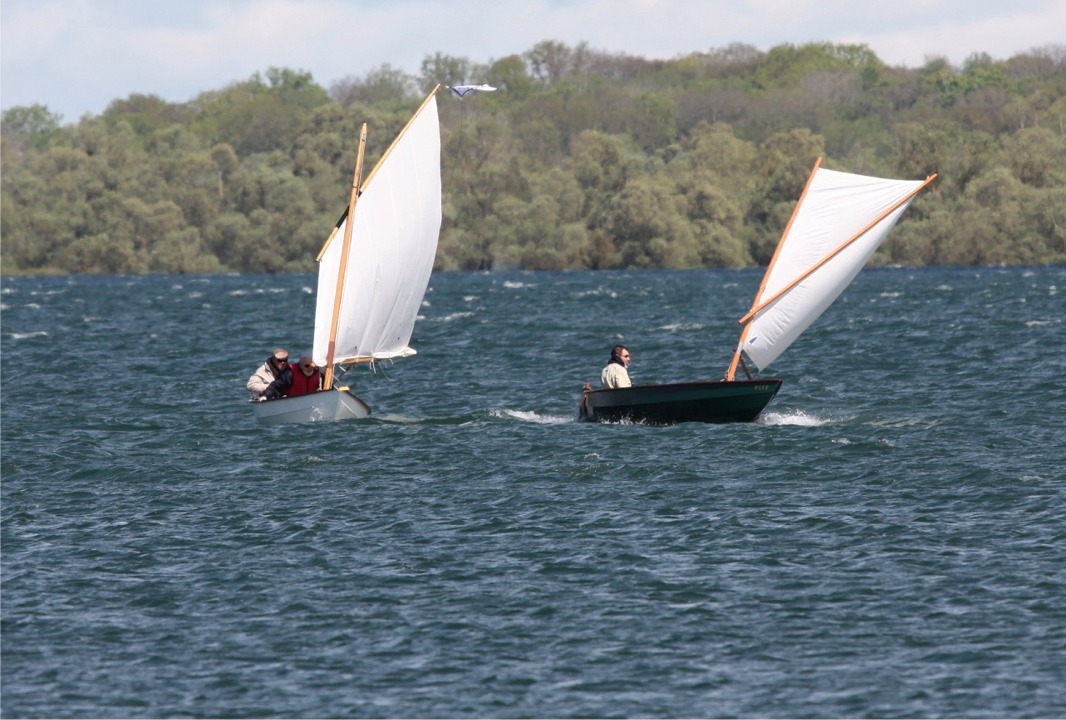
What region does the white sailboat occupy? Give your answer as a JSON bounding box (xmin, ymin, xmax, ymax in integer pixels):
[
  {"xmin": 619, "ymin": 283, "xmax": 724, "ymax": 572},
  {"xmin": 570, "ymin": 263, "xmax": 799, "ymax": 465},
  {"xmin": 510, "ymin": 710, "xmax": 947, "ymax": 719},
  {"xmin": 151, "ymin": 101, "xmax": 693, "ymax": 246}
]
[
  {"xmin": 254, "ymin": 86, "xmax": 442, "ymax": 425},
  {"xmin": 580, "ymin": 158, "xmax": 937, "ymax": 424}
]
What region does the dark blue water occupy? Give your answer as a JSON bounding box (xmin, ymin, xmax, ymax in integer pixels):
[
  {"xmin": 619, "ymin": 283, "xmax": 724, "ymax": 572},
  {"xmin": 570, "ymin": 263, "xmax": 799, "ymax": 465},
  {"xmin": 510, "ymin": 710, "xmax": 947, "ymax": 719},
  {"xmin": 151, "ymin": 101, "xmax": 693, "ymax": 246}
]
[{"xmin": 2, "ymin": 267, "xmax": 1064, "ymax": 718}]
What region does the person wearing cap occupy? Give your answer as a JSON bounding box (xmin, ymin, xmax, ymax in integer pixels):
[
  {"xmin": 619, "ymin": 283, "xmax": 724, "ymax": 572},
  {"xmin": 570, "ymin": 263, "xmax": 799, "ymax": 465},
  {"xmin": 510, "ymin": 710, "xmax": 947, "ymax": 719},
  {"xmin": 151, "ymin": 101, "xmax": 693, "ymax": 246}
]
[
  {"xmin": 258, "ymin": 355, "xmax": 322, "ymax": 401},
  {"xmin": 247, "ymin": 348, "xmax": 290, "ymax": 397}
]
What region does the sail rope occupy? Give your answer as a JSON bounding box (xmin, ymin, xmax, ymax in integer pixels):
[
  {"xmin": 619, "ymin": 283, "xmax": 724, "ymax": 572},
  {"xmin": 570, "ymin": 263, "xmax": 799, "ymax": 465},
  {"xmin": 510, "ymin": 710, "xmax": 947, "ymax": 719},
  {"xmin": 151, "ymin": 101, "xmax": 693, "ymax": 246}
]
[
  {"xmin": 445, "ymin": 84, "xmax": 498, "ymax": 191},
  {"xmin": 448, "ymin": 97, "xmax": 465, "ymax": 190}
]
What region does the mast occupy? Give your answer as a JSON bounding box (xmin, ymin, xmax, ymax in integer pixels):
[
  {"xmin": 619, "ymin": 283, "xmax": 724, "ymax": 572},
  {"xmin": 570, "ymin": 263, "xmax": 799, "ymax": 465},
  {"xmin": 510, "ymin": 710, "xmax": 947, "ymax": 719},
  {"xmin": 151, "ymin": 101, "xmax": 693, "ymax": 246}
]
[{"xmin": 323, "ymin": 124, "xmax": 368, "ymax": 391}]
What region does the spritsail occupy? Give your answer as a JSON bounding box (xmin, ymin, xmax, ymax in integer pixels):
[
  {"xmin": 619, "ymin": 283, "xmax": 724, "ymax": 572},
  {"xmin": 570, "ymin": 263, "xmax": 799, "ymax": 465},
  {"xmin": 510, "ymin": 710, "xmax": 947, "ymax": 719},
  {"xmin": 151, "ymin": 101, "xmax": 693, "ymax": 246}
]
[
  {"xmin": 312, "ymin": 88, "xmax": 442, "ymax": 371},
  {"xmin": 251, "ymin": 86, "xmax": 442, "ymax": 425},
  {"xmin": 728, "ymin": 158, "xmax": 936, "ymax": 377}
]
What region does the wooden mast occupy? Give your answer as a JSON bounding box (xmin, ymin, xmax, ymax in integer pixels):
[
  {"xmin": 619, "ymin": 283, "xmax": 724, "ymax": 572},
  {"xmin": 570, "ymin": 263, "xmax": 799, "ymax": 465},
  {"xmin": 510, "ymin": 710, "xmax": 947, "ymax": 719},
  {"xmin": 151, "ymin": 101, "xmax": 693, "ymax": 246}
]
[{"xmin": 322, "ymin": 123, "xmax": 368, "ymax": 391}]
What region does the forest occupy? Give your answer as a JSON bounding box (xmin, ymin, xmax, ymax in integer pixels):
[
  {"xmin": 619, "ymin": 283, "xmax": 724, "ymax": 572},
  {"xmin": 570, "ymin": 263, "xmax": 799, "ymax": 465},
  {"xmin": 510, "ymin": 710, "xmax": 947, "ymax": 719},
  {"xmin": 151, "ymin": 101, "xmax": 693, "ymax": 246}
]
[{"xmin": 2, "ymin": 40, "xmax": 1065, "ymax": 275}]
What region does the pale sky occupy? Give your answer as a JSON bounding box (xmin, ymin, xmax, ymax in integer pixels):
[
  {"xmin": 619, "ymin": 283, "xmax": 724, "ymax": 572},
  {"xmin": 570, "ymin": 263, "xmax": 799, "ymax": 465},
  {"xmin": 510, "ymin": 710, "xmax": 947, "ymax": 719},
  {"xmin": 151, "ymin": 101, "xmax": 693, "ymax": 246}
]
[{"xmin": 2, "ymin": 0, "xmax": 1064, "ymax": 124}]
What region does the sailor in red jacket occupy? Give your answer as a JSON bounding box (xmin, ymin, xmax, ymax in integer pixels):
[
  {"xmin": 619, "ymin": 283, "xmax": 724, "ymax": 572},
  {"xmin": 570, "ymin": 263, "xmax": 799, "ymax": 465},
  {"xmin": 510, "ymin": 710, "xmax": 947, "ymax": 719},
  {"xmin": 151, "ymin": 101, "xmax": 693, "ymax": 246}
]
[{"xmin": 259, "ymin": 355, "xmax": 322, "ymax": 401}]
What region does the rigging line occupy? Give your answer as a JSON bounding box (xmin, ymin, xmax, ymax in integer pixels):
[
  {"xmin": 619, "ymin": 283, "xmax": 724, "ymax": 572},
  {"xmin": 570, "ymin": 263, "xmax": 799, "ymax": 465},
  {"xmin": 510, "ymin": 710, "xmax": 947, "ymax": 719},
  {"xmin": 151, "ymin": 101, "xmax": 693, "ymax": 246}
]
[{"xmin": 448, "ymin": 97, "xmax": 465, "ymax": 191}]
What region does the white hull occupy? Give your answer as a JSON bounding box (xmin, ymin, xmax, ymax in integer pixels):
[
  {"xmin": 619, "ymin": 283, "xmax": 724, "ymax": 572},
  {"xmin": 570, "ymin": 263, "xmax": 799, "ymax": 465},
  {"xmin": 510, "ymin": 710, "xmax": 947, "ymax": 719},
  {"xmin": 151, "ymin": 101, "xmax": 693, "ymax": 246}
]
[{"xmin": 252, "ymin": 389, "xmax": 371, "ymax": 425}]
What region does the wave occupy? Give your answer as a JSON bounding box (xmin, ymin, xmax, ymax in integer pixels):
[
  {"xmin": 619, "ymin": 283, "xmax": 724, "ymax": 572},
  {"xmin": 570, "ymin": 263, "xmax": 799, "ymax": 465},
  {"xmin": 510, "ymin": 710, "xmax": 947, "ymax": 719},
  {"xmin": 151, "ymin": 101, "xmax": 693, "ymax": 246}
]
[
  {"xmin": 653, "ymin": 322, "xmax": 704, "ymax": 332},
  {"xmin": 490, "ymin": 408, "xmax": 574, "ymax": 425},
  {"xmin": 436, "ymin": 311, "xmax": 475, "ymax": 322},
  {"xmin": 8, "ymin": 331, "xmax": 49, "ymax": 340},
  {"xmin": 758, "ymin": 409, "xmax": 838, "ymax": 426}
]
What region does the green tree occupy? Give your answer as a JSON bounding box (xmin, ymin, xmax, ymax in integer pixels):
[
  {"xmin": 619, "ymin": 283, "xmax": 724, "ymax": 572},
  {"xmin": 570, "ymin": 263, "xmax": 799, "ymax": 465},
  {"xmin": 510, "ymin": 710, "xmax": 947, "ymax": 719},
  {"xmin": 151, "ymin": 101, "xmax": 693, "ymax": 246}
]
[
  {"xmin": 745, "ymin": 128, "xmax": 825, "ymax": 262},
  {"xmin": 419, "ymin": 53, "xmax": 474, "ymax": 93},
  {"xmin": 331, "ymin": 64, "xmax": 417, "ymax": 107},
  {"xmin": 1, "ymin": 104, "xmax": 62, "ymax": 151},
  {"xmin": 4, "ymin": 43, "xmax": 1066, "ymax": 275}
]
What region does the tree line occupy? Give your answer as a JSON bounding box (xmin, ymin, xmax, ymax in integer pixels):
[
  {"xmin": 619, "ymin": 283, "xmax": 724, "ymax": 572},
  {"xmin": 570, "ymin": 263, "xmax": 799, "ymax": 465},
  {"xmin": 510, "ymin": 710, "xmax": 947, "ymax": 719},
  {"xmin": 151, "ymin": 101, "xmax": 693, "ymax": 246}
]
[{"xmin": 2, "ymin": 41, "xmax": 1065, "ymax": 275}]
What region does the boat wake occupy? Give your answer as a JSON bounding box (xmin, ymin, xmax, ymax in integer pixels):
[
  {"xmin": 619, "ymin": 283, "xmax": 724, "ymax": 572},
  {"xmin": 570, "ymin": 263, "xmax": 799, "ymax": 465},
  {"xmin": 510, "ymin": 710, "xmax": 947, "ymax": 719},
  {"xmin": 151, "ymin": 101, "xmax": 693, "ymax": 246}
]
[
  {"xmin": 758, "ymin": 409, "xmax": 839, "ymax": 426},
  {"xmin": 490, "ymin": 408, "xmax": 574, "ymax": 424},
  {"xmin": 369, "ymin": 409, "xmax": 574, "ymax": 426}
]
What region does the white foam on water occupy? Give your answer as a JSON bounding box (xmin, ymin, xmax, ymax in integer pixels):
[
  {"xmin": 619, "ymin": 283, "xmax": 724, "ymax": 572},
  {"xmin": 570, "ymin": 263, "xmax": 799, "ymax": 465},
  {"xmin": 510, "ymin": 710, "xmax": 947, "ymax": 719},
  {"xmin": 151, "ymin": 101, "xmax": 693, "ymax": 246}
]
[
  {"xmin": 492, "ymin": 408, "xmax": 573, "ymax": 425},
  {"xmin": 758, "ymin": 409, "xmax": 837, "ymax": 427}
]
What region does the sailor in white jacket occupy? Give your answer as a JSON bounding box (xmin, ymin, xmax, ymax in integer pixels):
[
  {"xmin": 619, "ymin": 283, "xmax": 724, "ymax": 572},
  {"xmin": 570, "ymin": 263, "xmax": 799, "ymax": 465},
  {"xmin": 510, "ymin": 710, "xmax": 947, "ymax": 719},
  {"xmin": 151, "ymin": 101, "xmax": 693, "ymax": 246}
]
[
  {"xmin": 600, "ymin": 345, "xmax": 632, "ymax": 389},
  {"xmin": 247, "ymin": 348, "xmax": 289, "ymax": 397}
]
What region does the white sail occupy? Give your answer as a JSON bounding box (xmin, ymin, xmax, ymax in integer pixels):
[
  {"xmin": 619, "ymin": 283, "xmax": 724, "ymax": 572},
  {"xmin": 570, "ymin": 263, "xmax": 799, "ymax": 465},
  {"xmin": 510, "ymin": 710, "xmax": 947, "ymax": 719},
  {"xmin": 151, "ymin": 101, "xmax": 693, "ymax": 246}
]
[
  {"xmin": 739, "ymin": 165, "xmax": 932, "ymax": 372},
  {"xmin": 313, "ymin": 92, "xmax": 441, "ymax": 367}
]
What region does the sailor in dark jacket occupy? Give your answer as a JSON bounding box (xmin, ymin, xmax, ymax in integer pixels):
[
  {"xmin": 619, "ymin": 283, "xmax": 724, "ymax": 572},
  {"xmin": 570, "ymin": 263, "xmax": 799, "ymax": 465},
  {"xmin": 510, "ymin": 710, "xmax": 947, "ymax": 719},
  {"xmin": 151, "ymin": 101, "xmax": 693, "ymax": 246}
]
[{"xmin": 259, "ymin": 356, "xmax": 322, "ymax": 401}]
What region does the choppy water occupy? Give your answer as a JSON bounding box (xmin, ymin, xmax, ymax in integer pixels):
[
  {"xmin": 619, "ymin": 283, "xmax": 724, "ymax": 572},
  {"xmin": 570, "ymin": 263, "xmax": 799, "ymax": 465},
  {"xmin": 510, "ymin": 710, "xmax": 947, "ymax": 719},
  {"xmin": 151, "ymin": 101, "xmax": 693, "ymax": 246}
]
[{"xmin": 2, "ymin": 267, "xmax": 1064, "ymax": 718}]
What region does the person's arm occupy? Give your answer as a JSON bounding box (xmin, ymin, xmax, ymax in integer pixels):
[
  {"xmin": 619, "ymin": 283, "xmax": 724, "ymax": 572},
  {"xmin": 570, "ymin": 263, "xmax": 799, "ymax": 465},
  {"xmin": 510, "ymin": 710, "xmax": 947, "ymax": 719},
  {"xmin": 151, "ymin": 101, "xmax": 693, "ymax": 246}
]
[
  {"xmin": 247, "ymin": 365, "xmax": 270, "ymax": 393},
  {"xmin": 261, "ymin": 368, "xmax": 294, "ymax": 400}
]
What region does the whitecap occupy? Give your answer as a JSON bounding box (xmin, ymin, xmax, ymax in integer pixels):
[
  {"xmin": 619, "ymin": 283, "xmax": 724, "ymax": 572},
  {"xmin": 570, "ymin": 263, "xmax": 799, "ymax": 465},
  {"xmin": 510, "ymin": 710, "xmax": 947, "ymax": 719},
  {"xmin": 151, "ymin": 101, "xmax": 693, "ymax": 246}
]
[
  {"xmin": 576, "ymin": 288, "xmax": 618, "ymax": 299},
  {"xmin": 10, "ymin": 331, "xmax": 48, "ymax": 340},
  {"xmin": 870, "ymin": 417, "xmax": 943, "ymax": 429},
  {"xmin": 654, "ymin": 323, "xmax": 703, "ymax": 332},
  {"xmin": 439, "ymin": 311, "xmax": 475, "ymax": 322},
  {"xmin": 758, "ymin": 410, "xmax": 836, "ymax": 427}
]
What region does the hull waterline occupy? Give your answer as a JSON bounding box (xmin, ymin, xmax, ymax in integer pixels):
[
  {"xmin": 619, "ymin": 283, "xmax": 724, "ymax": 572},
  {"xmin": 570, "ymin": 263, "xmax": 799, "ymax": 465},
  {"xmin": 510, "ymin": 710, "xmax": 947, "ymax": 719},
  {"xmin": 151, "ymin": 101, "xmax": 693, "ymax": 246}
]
[
  {"xmin": 579, "ymin": 379, "xmax": 782, "ymax": 425},
  {"xmin": 252, "ymin": 388, "xmax": 371, "ymax": 425}
]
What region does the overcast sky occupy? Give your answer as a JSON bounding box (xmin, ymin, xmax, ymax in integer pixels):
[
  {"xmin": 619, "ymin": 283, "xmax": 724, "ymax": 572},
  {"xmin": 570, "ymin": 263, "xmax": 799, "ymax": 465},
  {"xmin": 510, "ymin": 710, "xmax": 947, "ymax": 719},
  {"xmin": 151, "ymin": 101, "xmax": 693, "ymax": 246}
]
[{"xmin": 2, "ymin": 0, "xmax": 1064, "ymax": 123}]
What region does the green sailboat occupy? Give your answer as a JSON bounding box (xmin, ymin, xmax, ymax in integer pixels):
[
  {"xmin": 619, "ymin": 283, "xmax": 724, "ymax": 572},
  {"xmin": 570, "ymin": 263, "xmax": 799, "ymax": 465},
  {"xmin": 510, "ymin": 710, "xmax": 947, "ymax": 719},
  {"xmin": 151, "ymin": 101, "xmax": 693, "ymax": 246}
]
[{"xmin": 579, "ymin": 158, "xmax": 937, "ymax": 425}]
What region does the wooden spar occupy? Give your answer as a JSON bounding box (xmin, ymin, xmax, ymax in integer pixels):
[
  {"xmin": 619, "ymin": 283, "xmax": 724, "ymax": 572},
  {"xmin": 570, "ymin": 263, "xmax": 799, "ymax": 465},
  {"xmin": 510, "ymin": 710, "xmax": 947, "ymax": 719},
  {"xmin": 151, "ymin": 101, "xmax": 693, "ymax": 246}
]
[
  {"xmin": 360, "ymin": 84, "xmax": 441, "ymax": 191},
  {"xmin": 726, "ymin": 158, "xmax": 823, "ymax": 381},
  {"xmin": 737, "ymin": 171, "xmax": 937, "ymax": 326},
  {"xmin": 315, "ymin": 84, "xmax": 439, "ymax": 265},
  {"xmin": 323, "ymin": 123, "xmax": 368, "ymax": 391}
]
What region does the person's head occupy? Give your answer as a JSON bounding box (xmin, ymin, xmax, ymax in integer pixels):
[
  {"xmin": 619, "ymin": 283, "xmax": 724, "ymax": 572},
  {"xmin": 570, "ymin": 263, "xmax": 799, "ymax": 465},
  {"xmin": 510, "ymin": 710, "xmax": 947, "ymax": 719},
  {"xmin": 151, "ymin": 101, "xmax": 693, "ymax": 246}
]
[
  {"xmin": 270, "ymin": 348, "xmax": 289, "ymax": 371},
  {"xmin": 610, "ymin": 344, "xmax": 630, "ymax": 366},
  {"xmin": 298, "ymin": 355, "xmax": 318, "ymax": 376}
]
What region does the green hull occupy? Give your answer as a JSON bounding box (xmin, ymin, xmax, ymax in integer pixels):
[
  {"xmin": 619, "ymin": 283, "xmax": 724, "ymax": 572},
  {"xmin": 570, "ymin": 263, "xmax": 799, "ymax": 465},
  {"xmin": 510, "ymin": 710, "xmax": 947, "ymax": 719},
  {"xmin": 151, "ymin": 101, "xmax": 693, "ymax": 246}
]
[{"xmin": 579, "ymin": 379, "xmax": 782, "ymax": 425}]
